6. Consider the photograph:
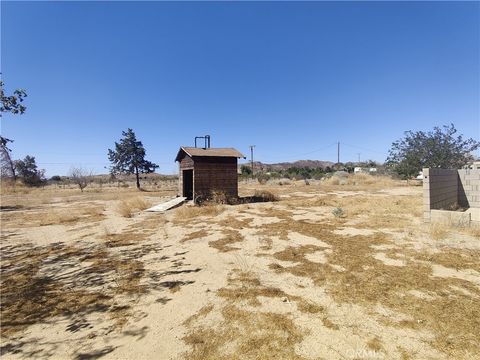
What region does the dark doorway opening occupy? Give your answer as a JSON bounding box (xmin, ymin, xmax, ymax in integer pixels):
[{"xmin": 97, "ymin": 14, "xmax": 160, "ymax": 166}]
[{"xmin": 182, "ymin": 169, "xmax": 193, "ymax": 200}]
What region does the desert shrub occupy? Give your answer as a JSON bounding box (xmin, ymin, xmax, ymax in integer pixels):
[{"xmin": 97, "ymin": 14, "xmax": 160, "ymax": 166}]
[
  {"xmin": 323, "ymin": 173, "xmax": 395, "ymax": 187},
  {"xmin": 332, "ymin": 207, "xmax": 345, "ymax": 218},
  {"xmin": 116, "ymin": 197, "xmax": 151, "ymax": 218},
  {"xmin": 277, "ymin": 178, "xmax": 292, "ymax": 186},
  {"xmin": 209, "ymin": 191, "xmax": 229, "ymax": 204},
  {"xmin": 257, "ymin": 173, "xmax": 270, "ymax": 184},
  {"xmin": 253, "ymin": 190, "xmax": 279, "ymax": 202},
  {"xmin": 241, "ymin": 165, "xmax": 253, "ymax": 176},
  {"xmin": 174, "ymin": 204, "xmax": 224, "ymax": 221},
  {"xmin": 324, "ymin": 176, "xmax": 341, "ymax": 185}
]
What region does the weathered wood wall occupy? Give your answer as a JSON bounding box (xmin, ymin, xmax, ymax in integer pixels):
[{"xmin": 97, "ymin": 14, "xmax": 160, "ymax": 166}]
[
  {"xmin": 193, "ymin": 157, "xmax": 238, "ymax": 200},
  {"xmin": 177, "ymin": 154, "xmax": 239, "ymax": 201}
]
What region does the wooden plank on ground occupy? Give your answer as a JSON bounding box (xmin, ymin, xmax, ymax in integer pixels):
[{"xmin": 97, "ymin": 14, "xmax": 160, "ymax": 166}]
[{"xmin": 145, "ymin": 197, "xmax": 187, "ymax": 212}]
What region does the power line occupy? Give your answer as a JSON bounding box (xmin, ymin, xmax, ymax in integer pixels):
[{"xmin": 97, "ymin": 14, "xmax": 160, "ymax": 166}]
[
  {"xmin": 259, "ymin": 142, "xmax": 337, "ymax": 162},
  {"xmin": 342, "ymin": 143, "xmax": 385, "ymax": 155}
]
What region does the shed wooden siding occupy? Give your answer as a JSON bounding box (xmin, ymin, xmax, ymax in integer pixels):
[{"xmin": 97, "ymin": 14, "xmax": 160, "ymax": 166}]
[
  {"xmin": 177, "ymin": 153, "xmax": 238, "ymax": 200},
  {"xmin": 193, "ymin": 157, "xmax": 238, "ymax": 199}
]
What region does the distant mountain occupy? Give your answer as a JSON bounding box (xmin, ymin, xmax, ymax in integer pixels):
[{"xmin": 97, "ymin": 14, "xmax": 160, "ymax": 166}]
[{"xmin": 246, "ymin": 160, "xmax": 335, "ymax": 172}]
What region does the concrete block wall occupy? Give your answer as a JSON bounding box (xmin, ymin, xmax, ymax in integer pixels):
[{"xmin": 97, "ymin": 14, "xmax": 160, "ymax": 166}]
[
  {"xmin": 423, "ymin": 168, "xmax": 458, "ymax": 221},
  {"xmin": 458, "ymin": 169, "xmax": 480, "ymax": 208},
  {"xmin": 423, "ymin": 168, "xmax": 480, "ymax": 223}
]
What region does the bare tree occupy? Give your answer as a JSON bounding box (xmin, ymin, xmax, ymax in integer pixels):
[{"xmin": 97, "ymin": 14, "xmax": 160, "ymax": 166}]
[{"xmin": 69, "ymin": 167, "xmax": 92, "ymax": 192}]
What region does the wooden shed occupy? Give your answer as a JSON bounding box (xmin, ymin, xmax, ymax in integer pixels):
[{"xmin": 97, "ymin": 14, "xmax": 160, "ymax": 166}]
[{"xmin": 175, "ymin": 146, "xmax": 245, "ymax": 202}]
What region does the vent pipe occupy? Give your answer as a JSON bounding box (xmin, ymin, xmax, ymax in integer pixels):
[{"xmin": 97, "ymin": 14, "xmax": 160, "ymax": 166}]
[{"xmin": 194, "ymin": 135, "xmax": 211, "ymax": 149}]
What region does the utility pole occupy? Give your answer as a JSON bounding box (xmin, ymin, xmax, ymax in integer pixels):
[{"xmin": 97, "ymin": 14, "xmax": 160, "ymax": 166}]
[
  {"xmin": 357, "ymin": 153, "xmax": 361, "ymax": 163},
  {"xmin": 249, "ymin": 145, "xmax": 255, "ymax": 175},
  {"xmin": 337, "ymin": 142, "xmax": 340, "ymax": 169}
]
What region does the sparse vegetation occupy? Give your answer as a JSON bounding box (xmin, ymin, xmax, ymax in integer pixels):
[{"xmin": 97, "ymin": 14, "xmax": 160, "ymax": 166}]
[
  {"xmin": 116, "ymin": 196, "xmax": 151, "ymax": 217},
  {"xmin": 174, "ymin": 204, "xmax": 225, "ymax": 221},
  {"xmin": 208, "ymin": 230, "xmax": 244, "ymax": 252},
  {"xmin": 69, "ymin": 166, "xmax": 93, "ymax": 192},
  {"xmin": 332, "ymin": 207, "xmax": 345, "ymax": 218},
  {"xmin": 1, "ymin": 176, "xmax": 479, "ymax": 359},
  {"xmin": 253, "ymin": 190, "xmax": 279, "ymax": 202}
]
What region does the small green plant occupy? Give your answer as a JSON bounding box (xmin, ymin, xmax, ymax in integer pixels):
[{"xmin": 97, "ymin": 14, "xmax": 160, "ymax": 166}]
[{"xmin": 332, "ymin": 207, "xmax": 345, "ymax": 218}]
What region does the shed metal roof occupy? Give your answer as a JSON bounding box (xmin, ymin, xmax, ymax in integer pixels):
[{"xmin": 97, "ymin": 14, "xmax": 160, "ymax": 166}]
[{"xmin": 175, "ymin": 147, "xmax": 245, "ymax": 162}]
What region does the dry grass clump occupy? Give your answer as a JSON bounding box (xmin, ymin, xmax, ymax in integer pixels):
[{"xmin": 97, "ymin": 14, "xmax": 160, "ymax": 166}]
[
  {"xmin": 116, "ymin": 197, "xmax": 151, "ymax": 218},
  {"xmin": 113, "ymin": 259, "xmax": 147, "ymax": 296},
  {"xmin": 467, "ymin": 225, "xmax": 480, "ymax": 238},
  {"xmin": 218, "ymin": 215, "xmax": 253, "ymax": 229},
  {"xmin": 367, "ymin": 337, "xmax": 384, "ymax": 352},
  {"xmin": 259, "ymin": 236, "xmax": 273, "ymax": 251},
  {"xmin": 0, "ymin": 203, "xmax": 105, "ymax": 229},
  {"xmin": 323, "ymin": 194, "xmax": 422, "ymax": 229},
  {"xmin": 323, "ymin": 174, "xmax": 396, "ymax": 188},
  {"xmin": 182, "ymin": 229, "xmax": 209, "ymax": 243},
  {"xmin": 209, "ymin": 230, "xmax": 244, "ymax": 253},
  {"xmin": 273, "ymin": 245, "xmax": 325, "ymax": 264},
  {"xmin": 269, "ymin": 228, "xmax": 480, "ymax": 357},
  {"xmin": 184, "ymin": 305, "xmax": 305, "ymax": 360},
  {"xmin": 174, "ymin": 204, "xmax": 225, "ymax": 222},
  {"xmin": 0, "ymin": 182, "xmax": 34, "ymax": 195},
  {"xmin": 217, "ymin": 271, "xmax": 287, "ymax": 306},
  {"xmin": 19, "ymin": 205, "xmax": 106, "ymax": 227},
  {"xmin": 414, "ymin": 248, "xmax": 480, "ymax": 273},
  {"xmin": 183, "ymin": 272, "xmax": 306, "ymax": 360},
  {"xmin": 308, "ymin": 195, "xmax": 338, "ymax": 207},
  {"xmin": 0, "ymin": 244, "xmax": 110, "ymax": 336},
  {"xmin": 208, "ymin": 191, "xmax": 231, "ymax": 204},
  {"xmin": 296, "ymin": 299, "xmax": 324, "ymax": 314},
  {"xmin": 323, "ymin": 176, "xmax": 341, "ymax": 186},
  {"xmin": 127, "ymin": 215, "xmax": 165, "ymax": 232},
  {"xmin": 253, "ymin": 190, "xmax": 279, "ymax": 202},
  {"xmin": 184, "ymin": 304, "xmax": 215, "ymax": 327},
  {"xmin": 104, "ymin": 232, "xmax": 146, "ymax": 247},
  {"xmin": 426, "ymin": 219, "xmax": 480, "ymax": 240},
  {"xmin": 0, "ymin": 238, "xmax": 152, "ymax": 338},
  {"xmin": 258, "ymin": 212, "xmax": 338, "ymax": 240},
  {"xmin": 38, "ymin": 210, "xmax": 80, "ymax": 226},
  {"xmin": 429, "ymin": 222, "xmax": 449, "ymax": 240}
]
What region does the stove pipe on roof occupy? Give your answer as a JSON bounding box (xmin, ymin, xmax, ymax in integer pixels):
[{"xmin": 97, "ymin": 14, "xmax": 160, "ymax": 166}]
[{"xmin": 194, "ymin": 135, "xmax": 211, "ymax": 149}]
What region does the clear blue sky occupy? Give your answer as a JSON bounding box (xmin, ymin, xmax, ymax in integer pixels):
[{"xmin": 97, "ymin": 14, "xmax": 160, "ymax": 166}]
[{"xmin": 1, "ymin": 1, "xmax": 479, "ymax": 176}]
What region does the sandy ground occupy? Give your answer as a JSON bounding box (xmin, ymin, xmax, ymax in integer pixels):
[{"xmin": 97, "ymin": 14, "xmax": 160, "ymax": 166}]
[{"xmin": 1, "ymin": 178, "xmax": 479, "ymax": 359}]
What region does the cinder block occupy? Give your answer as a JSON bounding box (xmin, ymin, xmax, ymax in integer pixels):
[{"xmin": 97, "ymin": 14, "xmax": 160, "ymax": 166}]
[{"xmin": 465, "ymin": 174, "xmax": 480, "ymax": 180}]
